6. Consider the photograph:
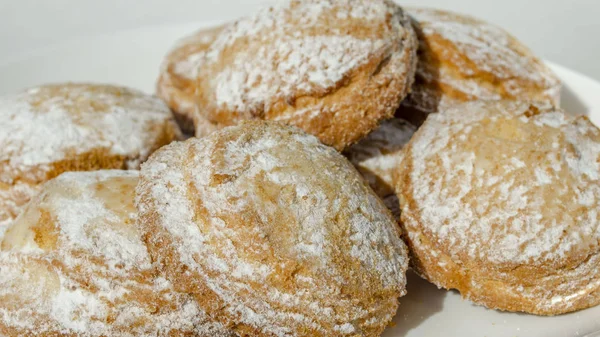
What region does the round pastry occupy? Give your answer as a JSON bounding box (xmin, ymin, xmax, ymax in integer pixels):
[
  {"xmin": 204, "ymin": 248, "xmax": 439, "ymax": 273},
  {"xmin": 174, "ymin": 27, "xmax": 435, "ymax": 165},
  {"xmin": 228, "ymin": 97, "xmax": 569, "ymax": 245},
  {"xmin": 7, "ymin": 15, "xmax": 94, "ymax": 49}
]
[
  {"xmin": 136, "ymin": 121, "xmax": 409, "ymax": 336},
  {"xmin": 0, "ymin": 83, "xmax": 182, "ymax": 230},
  {"xmin": 345, "ymin": 117, "xmax": 416, "ymax": 218},
  {"xmin": 398, "ymin": 100, "xmax": 600, "ymax": 315},
  {"xmin": 157, "ymin": 25, "xmax": 225, "ymax": 134},
  {"xmin": 398, "ymin": 7, "xmax": 561, "ymax": 126},
  {"xmin": 193, "ymin": 0, "xmax": 418, "ymax": 150},
  {"xmin": 0, "ymin": 170, "xmax": 233, "ymax": 336}
]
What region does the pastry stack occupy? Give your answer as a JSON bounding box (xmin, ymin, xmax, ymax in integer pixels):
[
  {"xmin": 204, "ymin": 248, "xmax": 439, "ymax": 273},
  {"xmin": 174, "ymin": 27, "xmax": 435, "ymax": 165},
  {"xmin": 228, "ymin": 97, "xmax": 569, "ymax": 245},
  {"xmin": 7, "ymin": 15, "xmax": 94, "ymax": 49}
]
[{"xmin": 0, "ymin": 1, "xmax": 598, "ymax": 336}]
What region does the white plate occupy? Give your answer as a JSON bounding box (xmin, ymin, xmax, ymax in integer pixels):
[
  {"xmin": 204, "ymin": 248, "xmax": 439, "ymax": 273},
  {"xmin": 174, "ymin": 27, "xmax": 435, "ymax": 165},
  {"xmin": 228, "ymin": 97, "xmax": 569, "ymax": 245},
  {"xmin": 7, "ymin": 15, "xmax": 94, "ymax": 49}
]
[{"xmin": 0, "ymin": 20, "xmax": 599, "ymax": 337}]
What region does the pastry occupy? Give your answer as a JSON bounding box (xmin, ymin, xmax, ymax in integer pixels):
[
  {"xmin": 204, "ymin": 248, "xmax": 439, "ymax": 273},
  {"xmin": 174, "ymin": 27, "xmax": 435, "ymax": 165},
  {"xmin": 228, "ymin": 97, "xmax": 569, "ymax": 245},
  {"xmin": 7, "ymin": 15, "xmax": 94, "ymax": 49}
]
[
  {"xmin": 0, "ymin": 170, "xmax": 233, "ymax": 336},
  {"xmin": 0, "ymin": 83, "xmax": 181, "ymax": 231},
  {"xmin": 399, "ymin": 7, "xmax": 561, "ymax": 126},
  {"xmin": 157, "ymin": 25, "xmax": 225, "ymax": 134},
  {"xmin": 136, "ymin": 121, "xmax": 409, "ymax": 336},
  {"xmin": 398, "ymin": 100, "xmax": 600, "ymax": 315},
  {"xmin": 348, "ymin": 6, "xmax": 562, "ymax": 216},
  {"xmin": 193, "ymin": 0, "xmax": 418, "ymax": 150}
]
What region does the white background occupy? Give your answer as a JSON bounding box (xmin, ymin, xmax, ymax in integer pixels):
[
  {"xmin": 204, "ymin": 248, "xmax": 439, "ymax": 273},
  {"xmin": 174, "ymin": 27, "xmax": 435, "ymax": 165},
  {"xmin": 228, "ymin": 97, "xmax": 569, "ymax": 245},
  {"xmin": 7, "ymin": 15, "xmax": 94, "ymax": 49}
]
[{"xmin": 0, "ymin": 0, "xmax": 599, "ymax": 80}]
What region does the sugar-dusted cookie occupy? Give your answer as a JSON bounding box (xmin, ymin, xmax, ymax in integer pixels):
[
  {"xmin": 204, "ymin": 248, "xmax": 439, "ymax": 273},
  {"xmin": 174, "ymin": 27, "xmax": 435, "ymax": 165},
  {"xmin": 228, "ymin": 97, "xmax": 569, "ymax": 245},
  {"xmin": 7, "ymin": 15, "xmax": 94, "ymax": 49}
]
[
  {"xmin": 0, "ymin": 83, "xmax": 181, "ymax": 229},
  {"xmin": 193, "ymin": 0, "xmax": 418, "ymax": 150},
  {"xmin": 0, "ymin": 170, "xmax": 233, "ymax": 336},
  {"xmin": 399, "ymin": 8, "xmax": 561, "ymax": 125},
  {"xmin": 136, "ymin": 121, "xmax": 409, "ymax": 336},
  {"xmin": 399, "ymin": 100, "xmax": 600, "ymax": 315}
]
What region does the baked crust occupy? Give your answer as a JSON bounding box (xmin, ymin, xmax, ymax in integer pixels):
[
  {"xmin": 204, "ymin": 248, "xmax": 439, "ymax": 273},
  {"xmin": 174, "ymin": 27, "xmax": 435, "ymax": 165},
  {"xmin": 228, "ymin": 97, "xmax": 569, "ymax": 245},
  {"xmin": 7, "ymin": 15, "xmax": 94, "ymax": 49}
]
[
  {"xmin": 192, "ymin": 0, "xmax": 418, "ymax": 150},
  {"xmin": 398, "ymin": 8, "xmax": 561, "ymax": 124},
  {"xmin": 0, "ymin": 83, "xmax": 182, "ymax": 229},
  {"xmin": 0, "ymin": 171, "xmax": 233, "ymax": 336},
  {"xmin": 399, "ymin": 100, "xmax": 600, "ymax": 315},
  {"xmin": 157, "ymin": 25, "xmax": 226, "ymax": 134},
  {"xmin": 136, "ymin": 121, "xmax": 409, "ymax": 336}
]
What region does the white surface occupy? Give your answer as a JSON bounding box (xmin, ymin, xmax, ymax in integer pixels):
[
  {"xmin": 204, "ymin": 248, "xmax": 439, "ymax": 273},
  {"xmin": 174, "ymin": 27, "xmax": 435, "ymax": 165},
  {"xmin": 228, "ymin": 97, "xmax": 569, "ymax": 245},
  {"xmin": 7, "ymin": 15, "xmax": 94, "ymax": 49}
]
[
  {"xmin": 0, "ymin": 18, "xmax": 599, "ymax": 337},
  {"xmin": 0, "ymin": 0, "xmax": 600, "ymax": 80}
]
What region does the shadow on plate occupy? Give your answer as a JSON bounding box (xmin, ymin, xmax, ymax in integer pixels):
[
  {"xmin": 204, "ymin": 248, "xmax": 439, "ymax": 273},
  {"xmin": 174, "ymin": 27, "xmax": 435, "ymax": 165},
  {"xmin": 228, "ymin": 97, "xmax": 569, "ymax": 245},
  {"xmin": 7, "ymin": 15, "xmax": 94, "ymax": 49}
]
[
  {"xmin": 382, "ymin": 270, "xmax": 446, "ymax": 337},
  {"xmin": 561, "ymin": 84, "xmax": 589, "ymax": 116}
]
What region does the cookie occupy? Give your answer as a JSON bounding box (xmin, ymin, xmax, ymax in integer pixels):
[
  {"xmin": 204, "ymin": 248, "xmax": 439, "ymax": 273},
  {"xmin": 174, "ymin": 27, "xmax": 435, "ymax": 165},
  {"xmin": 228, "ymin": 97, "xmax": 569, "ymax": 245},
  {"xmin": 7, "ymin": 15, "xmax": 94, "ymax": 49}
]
[
  {"xmin": 0, "ymin": 170, "xmax": 233, "ymax": 336},
  {"xmin": 192, "ymin": 0, "xmax": 418, "ymax": 150},
  {"xmin": 0, "ymin": 83, "xmax": 182, "ymax": 230},
  {"xmin": 136, "ymin": 121, "xmax": 409, "ymax": 336},
  {"xmin": 398, "ymin": 8, "xmax": 561, "ymax": 125},
  {"xmin": 398, "ymin": 100, "xmax": 600, "ymax": 315},
  {"xmin": 157, "ymin": 25, "xmax": 225, "ymax": 134},
  {"xmin": 345, "ymin": 117, "xmax": 416, "ymax": 217}
]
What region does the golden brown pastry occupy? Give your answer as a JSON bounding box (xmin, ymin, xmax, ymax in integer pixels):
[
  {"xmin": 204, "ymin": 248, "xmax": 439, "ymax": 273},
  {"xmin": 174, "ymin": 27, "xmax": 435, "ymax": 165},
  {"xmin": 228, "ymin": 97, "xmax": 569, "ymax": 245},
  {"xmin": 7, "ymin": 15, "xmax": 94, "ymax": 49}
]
[
  {"xmin": 0, "ymin": 170, "xmax": 233, "ymax": 336},
  {"xmin": 399, "ymin": 8, "xmax": 561, "ymax": 125},
  {"xmin": 0, "ymin": 83, "xmax": 181, "ymax": 232},
  {"xmin": 192, "ymin": 0, "xmax": 418, "ymax": 150},
  {"xmin": 136, "ymin": 121, "xmax": 409, "ymax": 336},
  {"xmin": 157, "ymin": 25, "xmax": 225, "ymax": 134},
  {"xmin": 398, "ymin": 100, "xmax": 600, "ymax": 315}
]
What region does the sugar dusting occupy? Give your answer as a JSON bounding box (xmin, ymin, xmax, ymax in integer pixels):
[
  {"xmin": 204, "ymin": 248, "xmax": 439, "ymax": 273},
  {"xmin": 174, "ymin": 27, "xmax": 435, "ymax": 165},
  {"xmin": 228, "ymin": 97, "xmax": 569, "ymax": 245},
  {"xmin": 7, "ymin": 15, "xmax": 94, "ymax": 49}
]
[
  {"xmin": 402, "ymin": 100, "xmax": 600, "ymax": 311},
  {"xmin": 0, "ymin": 83, "xmax": 180, "ymax": 229},
  {"xmin": 137, "ymin": 122, "xmax": 408, "ymax": 336},
  {"xmin": 0, "ymin": 171, "xmax": 232, "ymax": 336},
  {"xmin": 198, "ymin": 0, "xmax": 412, "ymax": 119},
  {"xmin": 404, "ymin": 8, "xmax": 561, "ymax": 112},
  {"xmin": 213, "ymin": 35, "xmax": 384, "ymax": 112},
  {"xmin": 0, "ymin": 181, "xmax": 42, "ymax": 232},
  {"xmin": 407, "ymin": 101, "xmax": 600, "ymax": 263},
  {"xmin": 0, "ymin": 84, "xmax": 178, "ymax": 183}
]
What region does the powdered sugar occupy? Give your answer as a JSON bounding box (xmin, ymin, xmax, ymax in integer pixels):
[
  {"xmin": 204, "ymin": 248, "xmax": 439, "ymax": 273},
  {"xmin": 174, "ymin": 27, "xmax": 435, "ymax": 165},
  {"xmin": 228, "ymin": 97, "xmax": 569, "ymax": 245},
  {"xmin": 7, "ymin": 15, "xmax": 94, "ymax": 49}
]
[
  {"xmin": 198, "ymin": 0, "xmax": 411, "ymax": 118},
  {"xmin": 0, "ymin": 181, "xmax": 41, "ymax": 232},
  {"xmin": 137, "ymin": 122, "xmax": 408, "ymax": 336},
  {"xmin": 0, "ymin": 83, "xmax": 180, "ymax": 229},
  {"xmin": 213, "ymin": 35, "xmax": 385, "ymax": 112},
  {"xmin": 0, "ymin": 84, "xmax": 179, "ymax": 184},
  {"xmin": 403, "ymin": 101, "xmax": 600, "ymax": 265},
  {"xmin": 0, "ymin": 171, "xmax": 232, "ymax": 336},
  {"xmin": 403, "ymin": 8, "xmax": 561, "ymax": 112}
]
